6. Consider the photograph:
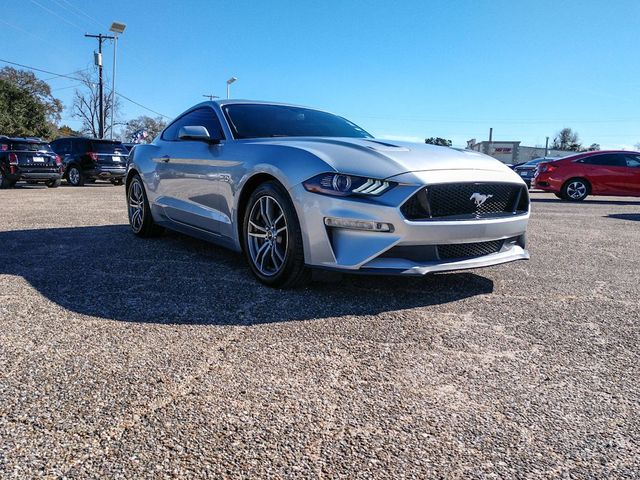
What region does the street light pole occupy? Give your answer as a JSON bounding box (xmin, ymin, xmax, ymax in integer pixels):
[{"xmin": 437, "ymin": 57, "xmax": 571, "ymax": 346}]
[
  {"xmin": 85, "ymin": 33, "xmax": 115, "ymax": 139},
  {"xmin": 226, "ymin": 77, "xmax": 237, "ymax": 99},
  {"xmin": 109, "ymin": 22, "xmax": 126, "ymax": 140}
]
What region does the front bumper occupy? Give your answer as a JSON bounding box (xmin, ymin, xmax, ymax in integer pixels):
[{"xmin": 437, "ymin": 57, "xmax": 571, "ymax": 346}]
[{"xmin": 289, "ymin": 170, "xmax": 530, "ymax": 275}]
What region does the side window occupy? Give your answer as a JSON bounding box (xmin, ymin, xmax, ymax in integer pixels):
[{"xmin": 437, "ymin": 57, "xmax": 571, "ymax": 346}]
[
  {"xmin": 161, "ymin": 119, "xmax": 182, "ymax": 141},
  {"xmin": 162, "ymin": 108, "xmax": 224, "ymax": 142},
  {"xmin": 73, "ymin": 139, "xmax": 89, "ymax": 154},
  {"xmin": 624, "ymin": 155, "xmax": 640, "ymax": 168},
  {"xmin": 582, "ymin": 154, "xmax": 626, "ymax": 167},
  {"xmin": 52, "ymin": 140, "xmax": 70, "ymax": 154}
]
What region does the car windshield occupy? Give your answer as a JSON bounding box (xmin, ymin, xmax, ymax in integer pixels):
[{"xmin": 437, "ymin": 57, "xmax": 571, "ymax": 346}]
[
  {"xmin": 10, "ymin": 142, "xmax": 54, "ymax": 152},
  {"xmin": 223, "ymin": 104, "xmax": 372, "ymax": 139},
  {"xmin": 91, "ymin": 141, "xmax": 127, "ymax": 154}
]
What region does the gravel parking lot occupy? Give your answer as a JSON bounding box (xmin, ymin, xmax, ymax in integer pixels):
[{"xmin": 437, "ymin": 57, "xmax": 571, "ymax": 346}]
[{"xmin": 0, "ymin": 183, "xmax": 638, "ymax": 478}]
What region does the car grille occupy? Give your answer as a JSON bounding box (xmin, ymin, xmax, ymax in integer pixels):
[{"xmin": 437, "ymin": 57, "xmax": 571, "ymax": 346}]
[
  {"xmin": 400, "ymin": 182, "xmax": 529, "ymax": 221},
  {"xmin": 438, "ymin": 240, "xmax": 504, "ymax": 259},
  {"xmin": 380, "ymin": 239, "xmax": 508, "ymax": 262}
]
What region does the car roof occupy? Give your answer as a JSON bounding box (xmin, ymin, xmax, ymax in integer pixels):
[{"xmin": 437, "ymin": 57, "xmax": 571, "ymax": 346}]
[
  {"xmin": 52, "ymin": 137, "xmax": 123, "ymax": 142},
  {"xmin": 211, "ymin": 99, "xmax": 309, "ymax": 108},
  {"xmin": 0, "ymin": 136, "xmax": 48, "ymax": 143},
  {"xmin": 555, "ymin": 150, "xmax": 640, "ymax": 161}
]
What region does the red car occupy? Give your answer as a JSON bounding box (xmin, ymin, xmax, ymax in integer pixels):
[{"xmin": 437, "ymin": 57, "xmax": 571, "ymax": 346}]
[{"xmin": 532, "ymin": 150, "xmax": 640, "ymax": 201}]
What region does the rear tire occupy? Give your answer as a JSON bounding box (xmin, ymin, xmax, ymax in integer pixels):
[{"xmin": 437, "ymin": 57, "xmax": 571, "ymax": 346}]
[
  {"xmin": 0, "ymin": 171, "xmax": 14, "ymax": 189},
  {"xmin": 67, "ymin": 165, "xmax": 85, "ymax": 186},
  {"xmin": 242, "ymin": 181, "xmax": 311, "ymax": 288},
  {"xmin": 46, "ymin": 178, "xmax": 61, "ymax": 188},
  {"xmin": 127, "ymin": 174, "xmax": 164, "ymax": 237},
  {"xmin": 561, "ymin": 178, "xmax": 589, "ymax": 201}
]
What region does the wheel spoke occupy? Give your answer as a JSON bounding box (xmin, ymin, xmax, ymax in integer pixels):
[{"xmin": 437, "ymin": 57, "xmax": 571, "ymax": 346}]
[
  {"xmin": 247, "ymin": 194, "xmax": 289, "ymax": 276},
  {"xmin": 273, "ymin": 212, "xmax": 284, "ymax": 226},
  {"xmin": 273, "ymin": 244, "xmax": 285, "ymax": 263},
  {"xmin": 249, "ymin": 220, "xmax": 267, "ymax": 232}
]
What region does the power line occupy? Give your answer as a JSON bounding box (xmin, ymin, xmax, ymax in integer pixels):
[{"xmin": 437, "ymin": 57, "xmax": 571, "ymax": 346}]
[
  {"xmin": 0, "ymin": 57, "xmax": 171, "ymax": 119},
  {"xmin": 115, "ymin": 92, "xmax": 170, "ymax": 119},
  {"xmin": 42, "ymin": 68, "xmax": 91, "ymax": 82},
  {"xmin": 51, "ymin": 83, "xmax": 84, "ymax": 91},
  {"xmin": 0, "ymin": 58, "xmax": 85, "ymax": 82},
  {"xmin": 28, "ymin": 0, "xmax": 85, "ymax": 32},
  {"xmin": 45, "ymin": 0, "xmax": 103, "ymax": 30},
  {"xmin": 56, "ymin": 0, "xmax": 104, "ymax": 29}
]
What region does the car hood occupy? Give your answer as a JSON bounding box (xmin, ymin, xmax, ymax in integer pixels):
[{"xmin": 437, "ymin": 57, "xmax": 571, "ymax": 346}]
[{"xmin": 244, "ymin": 137, "xmax": 513, "ymax": 179}]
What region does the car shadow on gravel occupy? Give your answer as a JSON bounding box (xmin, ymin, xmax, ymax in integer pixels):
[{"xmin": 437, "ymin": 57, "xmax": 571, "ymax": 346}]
[
  {"xmin": 0, "ymin": 225, "xmax": 494, "ymax": 325},
  {"xmin": 607, "ymin": 213, "xmax": 640, "ymax": 222}
]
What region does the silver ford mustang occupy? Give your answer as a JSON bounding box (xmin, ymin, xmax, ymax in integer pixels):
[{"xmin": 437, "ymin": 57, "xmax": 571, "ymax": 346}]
[{"xmin": 126, "ymin": 100, "xmax": 529, "ymax": 287}]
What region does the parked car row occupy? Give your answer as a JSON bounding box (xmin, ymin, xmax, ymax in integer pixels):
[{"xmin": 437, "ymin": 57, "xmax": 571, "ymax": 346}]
[
  {"xmin": 511, "ymin": 157, "xmax": 559, "ymax": 188},
  {"xmin": 0, "ymin": 135, "xmax": 132, "ymax": 188},
  {"xmin": 0, "ymin": 136, "xmax": 63, "ymax": 188},
  {"xmin": 532, "ymin": 150, "xmax": 640, "ymax": 200}
]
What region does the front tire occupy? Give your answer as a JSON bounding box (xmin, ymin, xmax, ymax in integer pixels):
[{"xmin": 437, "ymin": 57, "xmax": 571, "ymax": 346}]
[
  {"xmin": 67, "ymin": 165, "xmax": 84, "ymax": 186},
  {"xmin": 46, "ymin": 178, "xmax": 61, "ymax": 188},
  {"xmin": 242, "ymin": 181, "xmax": 310, "ymax": 288},
  {"xmin": 562, "ymin": 178, "xmax": 589, "ymax": 201},
  {"xmin": 127, "ymin": 174, "xmax": 164, "ymax": 237}
]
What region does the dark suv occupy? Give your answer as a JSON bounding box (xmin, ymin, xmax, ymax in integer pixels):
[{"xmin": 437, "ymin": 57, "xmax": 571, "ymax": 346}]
[
  {"xmin": 0, "ymin": 136, "xmax": 63, "ymax": 188},
  {"xmin": 50, "ymin": 137, "xmax": 128, "ymax": 186}
]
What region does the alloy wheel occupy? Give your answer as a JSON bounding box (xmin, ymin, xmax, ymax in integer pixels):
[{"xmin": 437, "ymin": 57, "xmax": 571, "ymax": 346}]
[
  {"xmin": 566, "ymin": 181, "xmax": 587, "ymax": 200},
  {"xmin": 247, "ymin": 195, "xmax": 288, "ymax": 276},
  {"xmin": 68, "ymin": 167, "xmax": 80, "ymax": 185},
  {"xmin": 128, "ymin": 179, "xmax": 145, "ymax": 233}
]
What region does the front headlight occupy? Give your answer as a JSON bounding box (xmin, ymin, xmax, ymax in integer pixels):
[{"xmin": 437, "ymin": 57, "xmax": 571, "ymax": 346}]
[{"xmin": 303, "ymin": 173, "xmax": 394, "ymax": 197}]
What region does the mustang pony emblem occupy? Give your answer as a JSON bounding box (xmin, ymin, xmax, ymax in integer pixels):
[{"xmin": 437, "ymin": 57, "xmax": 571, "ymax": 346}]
[{"xmin": 470, "ymin": 192, "xmax": 493, "ymax": 207}]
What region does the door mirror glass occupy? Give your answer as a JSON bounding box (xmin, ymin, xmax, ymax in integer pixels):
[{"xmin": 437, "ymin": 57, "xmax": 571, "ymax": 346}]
[{"xmin": 178, "ymin": 125, "xmax": 218, "ymax": 143}]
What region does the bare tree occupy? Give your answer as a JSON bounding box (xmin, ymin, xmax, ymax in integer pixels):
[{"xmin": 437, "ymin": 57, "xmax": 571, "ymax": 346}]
[
  {"xmin": 72, "ymin": 71, "xmax": 120, "ymax": 138},
  {"xmin": 124, "ymin": 115, "xmax": 167, "ymax": 143},
  {"xmin": 551, "ymin": 127, "xmax": 582, "ymax": 151}
]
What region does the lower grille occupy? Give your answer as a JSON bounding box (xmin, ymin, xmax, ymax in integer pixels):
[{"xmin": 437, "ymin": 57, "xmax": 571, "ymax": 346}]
[
  {"xmin": 438, "ymin": 240, "xmax": 504, "ymax": 260},
  {"xmin": 380, "ymin": 239, "xmax": 507, "ymax": 262},
  {"xmin": 401, "ymin": 182, "xmax": 529, "ymax": 221}
]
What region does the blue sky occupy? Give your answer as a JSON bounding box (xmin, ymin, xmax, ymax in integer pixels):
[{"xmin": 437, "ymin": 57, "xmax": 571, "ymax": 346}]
[{"xmin": 1, "ymin": 0, "xmax": 638, "ymax": 148}]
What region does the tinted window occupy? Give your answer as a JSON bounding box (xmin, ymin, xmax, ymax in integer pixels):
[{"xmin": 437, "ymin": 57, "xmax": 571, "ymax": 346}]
[
  {"xmin": 71, "ymin": 139, "xmax": 90, "ymax": 153},
  {"xmin": 581, "ymin": 154, "xmax": 626, "ymax": 167},
  {"xmin": 90, "ymin": 141, "xmax": 126, "ymax": 154},
  {"xmin": 223, "ymin": 104, "xmax": 372, "ymax": 139},
  {"xmin": 162, "ymin": 107, "xmax": 224, "ymax": 141},
  {"xmin": 624, "ymin": 155, "xmax": 640, "ymax": 168},
  {"xmin": 51, "ymin": 139, "xmax": 71, "ymax": 154},
  {"xmin": 10, "ymin": 141, "xmax": 53, "ymax": 152}
]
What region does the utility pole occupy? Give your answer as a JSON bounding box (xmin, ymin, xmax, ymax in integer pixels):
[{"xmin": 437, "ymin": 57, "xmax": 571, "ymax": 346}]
[
  {"xmin": 202, "ymin": 94, "xmax": 219, "ymax": 101},
  {"xmin": 85, "ymin": 33, "xmax": 115, "ymax": 139},
  {"xmin": 545, "ymin": 136, "xmax": 549, "ymax": 157},
  {"xmin": 487, "ymin": 127, "xmax": 493, "ymax": 155}
]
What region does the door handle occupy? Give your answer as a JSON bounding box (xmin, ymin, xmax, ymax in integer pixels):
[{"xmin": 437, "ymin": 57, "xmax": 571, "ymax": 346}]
[{"xmin": 161, "ymin": 155, "xmax": 170, "ymax": 163}]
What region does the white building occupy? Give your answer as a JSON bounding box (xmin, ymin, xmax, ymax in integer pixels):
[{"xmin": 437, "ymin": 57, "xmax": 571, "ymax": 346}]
[{"xmin": 467, "ymin": 139, "xmax": 576, "ymax": 164}]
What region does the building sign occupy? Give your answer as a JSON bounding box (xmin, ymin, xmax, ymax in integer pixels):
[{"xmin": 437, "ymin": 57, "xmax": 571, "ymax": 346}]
[{"xmin": 493, "ymin": 147, "xmax": 512, "ymax": 153}]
